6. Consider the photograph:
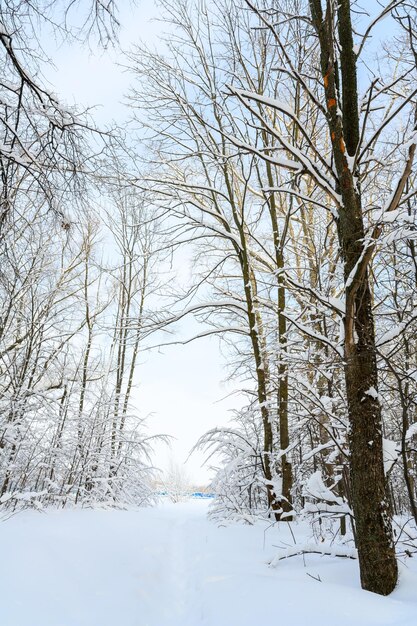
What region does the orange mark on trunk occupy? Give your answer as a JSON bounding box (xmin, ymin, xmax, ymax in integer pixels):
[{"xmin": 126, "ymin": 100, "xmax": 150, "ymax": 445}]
[
  {"xmin": 323, "ymin": 72, "xmax": 329, "ymax": 88},
  {"xmin": 327, "ymin": 98, "xmax": 337, "ymax": 109},
  {"xmin": 340, "ymin": 137, "xmax": 346, "ymax": 153}
]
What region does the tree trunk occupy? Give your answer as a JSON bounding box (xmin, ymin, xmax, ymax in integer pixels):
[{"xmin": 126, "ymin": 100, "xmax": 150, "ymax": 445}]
[
  {"xmin": 309, "ymin": 0, "xmax": 398, "ymax": 595},
  {"xmin": 260, "ymin": 154, "xmax": 293, "ymax": 518}
]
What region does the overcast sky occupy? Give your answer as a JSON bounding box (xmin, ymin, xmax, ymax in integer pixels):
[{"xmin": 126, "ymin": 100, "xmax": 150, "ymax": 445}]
[
  {"xmin": 37, "ymin": 0, "xmax": 396, "ymax": 485},
  {"xmin": 43, "ymin": 0, "xmax": 244, "ymax": 484}
]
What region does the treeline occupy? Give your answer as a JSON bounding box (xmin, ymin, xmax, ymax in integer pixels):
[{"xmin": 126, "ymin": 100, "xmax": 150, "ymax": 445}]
[
  {"xmin": 126, "ymin": 0, "xmax": 417, "ymax": 595},
  {"xmin": 0, "ymin": 185, "xmax": 165, "ymax": 507},
  {"xmin": 0, "ymin": 1, "xmax": 164, "ymax": 509}
]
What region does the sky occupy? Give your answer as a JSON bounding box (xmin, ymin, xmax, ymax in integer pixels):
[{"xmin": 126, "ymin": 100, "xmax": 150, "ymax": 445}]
[
  {"xmin": 42, "ymin": 0, "xmax": 244, "ymax": 484},
  {"xmin": 39, "ymin": 0, "xmax": 399, "ymax": 485}
]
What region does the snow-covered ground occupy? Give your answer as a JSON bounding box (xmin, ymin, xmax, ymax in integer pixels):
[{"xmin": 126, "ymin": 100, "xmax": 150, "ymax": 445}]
[{"xmin": 1, "ymin": 500, "xmax": 417, "ymax": 626}]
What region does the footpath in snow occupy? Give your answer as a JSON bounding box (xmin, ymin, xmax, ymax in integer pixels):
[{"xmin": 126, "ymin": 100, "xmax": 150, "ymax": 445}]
[{"xmin": 1, "ymin": 499, "xmax": 417, "ymax": 626}]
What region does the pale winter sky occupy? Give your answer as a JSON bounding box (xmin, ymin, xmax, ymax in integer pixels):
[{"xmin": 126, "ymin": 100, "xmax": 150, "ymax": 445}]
[{"xmin": 44, "ymin": 0, "xmax": 244, "ymax": 484}]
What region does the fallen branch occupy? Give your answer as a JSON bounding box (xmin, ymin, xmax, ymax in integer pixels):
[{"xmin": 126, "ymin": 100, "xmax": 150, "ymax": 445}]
[{"xmin": 269, "ymin": 542, "xmax": 357, "ymax": 566}]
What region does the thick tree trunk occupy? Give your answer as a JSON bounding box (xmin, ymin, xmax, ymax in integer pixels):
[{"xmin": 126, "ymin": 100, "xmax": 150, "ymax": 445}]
[
  {"xmin": 345, "ymin": 276, "xmax": 397, "ymax": 594},
  {"xmin": 309, "ymin": 0, "xmax": 398, "ymax": 595}
]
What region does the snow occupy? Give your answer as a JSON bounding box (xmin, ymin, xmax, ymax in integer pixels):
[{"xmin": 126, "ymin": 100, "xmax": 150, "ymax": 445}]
[
  {"xmin": 383, "ymin": 438, "xmax": 399, "ymax": 474},
  {"xmin": 377, "ymin": 322, "xmax": 407, "ymax": 347},
  {"xmin": 364, "ymin": 386, "xmax": 379, "ymax": 400},
  {"xmin": 302, "ymin": 441, "xmax": 334, "ymax": 462},
  {"xmin": 406, "ymin": 423, "xmax": 417, "ymax": 441},
  {"xmin": 1, "ymin": 500, "xmax": 417, "ymax": 625},
  {"xmin": 304, "ymin": 470, "xmax": 344, "ymax": 505},
  {"xmin": 234, "ymin": 88, "xmax": 297, "ymax": 118}
]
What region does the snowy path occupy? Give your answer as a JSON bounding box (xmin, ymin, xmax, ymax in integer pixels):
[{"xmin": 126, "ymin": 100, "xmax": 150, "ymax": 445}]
[{"xmin": 1, "ymin": 500, "xmax": 417, "ymax": 626}]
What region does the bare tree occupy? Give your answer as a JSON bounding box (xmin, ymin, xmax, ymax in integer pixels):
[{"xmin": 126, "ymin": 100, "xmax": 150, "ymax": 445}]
[
  {"xmin": 125, "ymin": 0, "xmax": 306, "ymax": 519},
  {"xmin": 0, "ymin": 0, "xmax": 121, "ymax": 233},
  {"xmin": 236, "ymin": 0, "xmax": 417, "ymax": 594}
]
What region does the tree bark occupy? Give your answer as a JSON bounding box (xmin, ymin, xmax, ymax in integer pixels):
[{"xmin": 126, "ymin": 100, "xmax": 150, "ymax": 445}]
[
  {"xmin": 257, "ymin": 147, "xmax": 293, "ymax": 518},
  {"xmin": 309, "ymin": 0, "xmax": 398, "ymax": 595}
]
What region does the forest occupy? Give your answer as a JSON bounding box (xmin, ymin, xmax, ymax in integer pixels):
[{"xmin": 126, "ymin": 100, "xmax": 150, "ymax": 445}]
[{"xmin": 1, "ymin": 0, "xmax": 417, "ymax": 618}]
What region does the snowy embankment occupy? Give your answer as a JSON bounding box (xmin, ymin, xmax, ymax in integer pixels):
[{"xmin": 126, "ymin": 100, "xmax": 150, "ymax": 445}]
[{"xmin": 1, "ymin": 501, "xmax": 417, "ymax": 626}]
